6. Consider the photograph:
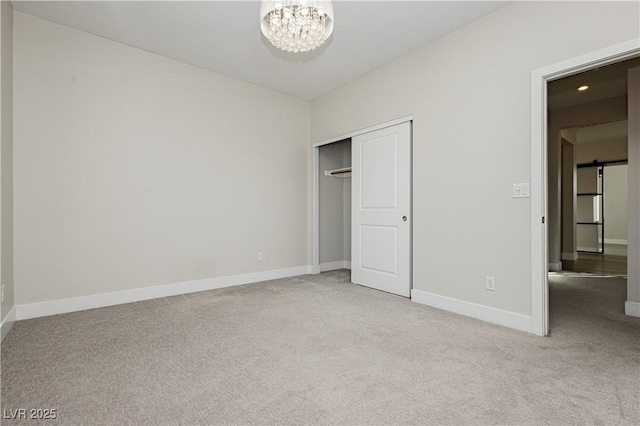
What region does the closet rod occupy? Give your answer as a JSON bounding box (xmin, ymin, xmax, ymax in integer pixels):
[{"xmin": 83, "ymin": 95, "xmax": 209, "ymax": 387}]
[{"xmin": 324, "ymin": 167, "xmax": 352, "ymax": 177}]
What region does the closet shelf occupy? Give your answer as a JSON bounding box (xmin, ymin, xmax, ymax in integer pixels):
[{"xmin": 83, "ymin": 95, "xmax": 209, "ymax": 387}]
[{"xmin": 325, "ymin": 167, "xmax": 352, "ymax": 178}]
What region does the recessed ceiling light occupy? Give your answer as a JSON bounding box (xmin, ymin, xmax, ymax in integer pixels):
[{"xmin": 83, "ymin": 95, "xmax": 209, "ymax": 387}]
[{"xmin": 578, "ymin": 85, "xmax": 589, "ymax": 91}]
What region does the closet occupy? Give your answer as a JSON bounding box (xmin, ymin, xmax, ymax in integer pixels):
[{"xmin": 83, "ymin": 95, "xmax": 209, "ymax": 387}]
[
  {"xmin": 314, "ymin": 120, "xmax": 412, "ymax": 297},
  {"xmin": 318, "ymin": 138, "xmax": 352, "ymax": 272}
]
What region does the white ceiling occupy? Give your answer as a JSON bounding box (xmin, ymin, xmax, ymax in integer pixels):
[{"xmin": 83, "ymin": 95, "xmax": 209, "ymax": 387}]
[
  {"xmin": 548, "ymin": 57, "xmax": 639, "ymax": 145},
  {"xmin": 547, "ymin": 57, "xmax": 640, "ymax": 110},
  {"xmin": 577, "ymin": 120, "xmax": 628, "ymax": 144},
  {"xmin": 12, "ymin": 1, "xmax": 510, "ymax": 100}
]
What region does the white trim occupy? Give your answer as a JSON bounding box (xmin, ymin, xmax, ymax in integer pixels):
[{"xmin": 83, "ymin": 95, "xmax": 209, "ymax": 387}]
[
  {"xmin": 562, "ymin": 252, "xmax": 579, "ymax": 261},
  {"xmin": 604, "ymin": 238, "xmax": 628, "ymax": 245},
  {"xmin": 531, "ymin": 56, "xmax": 549, "ymax": 336},
  {"xmin": 411, "ymin": 289, "xmax": 532, "ymax": 333},
  {"xmin": 548, "ymin": 262, "xmax": 562, "ymax": 272},
  {"xmin": 312, "ymin": 115, "xmax": 413, "ymax": 275},
  {"xmin": 320, "ymin": 260, "xmax": 351, "ymax": 272},
  {"xmin": 625, "ymin": 301, "xmax": 640, "ymax": 317},
  {"xmin": 15, "ymin": 265, "xmax": 313, "ymax": 321},
  {"xmin": 577, "ymin": 247, "xmax": 607, "ymax": 253},
  {"xmin": 531, "ymin": 38, "xmax": 640, "ymax": 337},
  {"xmin": 313, "ymin": 115, "xmax": 413, "ymax": 148},
  {"xmin": 1, "ymin": 306, "xmax": 16, "ymax": 342}
]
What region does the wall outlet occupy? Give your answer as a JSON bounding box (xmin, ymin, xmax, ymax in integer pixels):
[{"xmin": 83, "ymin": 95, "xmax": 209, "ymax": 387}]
[
  {"xmin": 1, "ymin": 284, "xmax": 4, "ymax": 303},
  {"xmin": 257, "ymin": 252, "xmax": 264, "ymax": 262},
  {"xmin": 485, "ymin": 276, "xmax": 496, "ymax": 291}
]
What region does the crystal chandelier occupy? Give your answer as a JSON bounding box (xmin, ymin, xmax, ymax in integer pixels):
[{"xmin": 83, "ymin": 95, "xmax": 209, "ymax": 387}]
[{"xmin": 260, "ymin": 0, "xmax": 334, "ymax": 53}]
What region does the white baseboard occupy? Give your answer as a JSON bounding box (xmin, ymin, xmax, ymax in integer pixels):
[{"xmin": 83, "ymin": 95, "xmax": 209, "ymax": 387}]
[
  {"xmin": 562, "ymin": 252, "xmax": 578, "ymax": 261},
  {"xmin": 1, "ymin": 306, "xmax": 16, "ymax": 342},
  {"xmin": 319, "ymin": 260, "xmax": 351, "ymax": 272},
  {"xmin": 604, "ymin": 238, "xmax": 628, "ymax": 245},
  {"xmin": 548, "ymin": 262, "xmax": 562, "ymax": 272},
  {"xmin": 411, "ymin": 289, "xmax": 532, "ymax": 333},
  {"xmin": 577, "ymin": 247, "xmax": 600, "ymax": 253},
  {"xmin": 16, "ymin": 265, "xmax": 313, "ymax": 321},
  {"xmin": 625, "ymin": 301, "xmax": 640, "ymax": 317},
  {"xmin": 576, "ymin": 241, "xmax": 627, "ymax": 252}
]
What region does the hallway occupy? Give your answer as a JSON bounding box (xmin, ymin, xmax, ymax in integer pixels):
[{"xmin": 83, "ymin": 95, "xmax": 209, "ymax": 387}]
[{"xmin": 561, "ymin": 253, "xmax": 627, "ymax": 276}]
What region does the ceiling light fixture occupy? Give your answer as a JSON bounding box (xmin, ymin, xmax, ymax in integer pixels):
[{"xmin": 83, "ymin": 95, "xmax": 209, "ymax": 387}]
[
  {"xmin": 260, "ymin": 0, "xmax": 334, "ymax": 53},
  {"xmin": 578, "ymin": 85, "xmax": 589, "ymax": 91}
]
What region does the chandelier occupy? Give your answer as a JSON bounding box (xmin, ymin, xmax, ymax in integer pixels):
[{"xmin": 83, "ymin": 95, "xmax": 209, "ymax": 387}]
[{"xmin": 260, "ymin": 0, "xmax": 334, "ymax": 53}]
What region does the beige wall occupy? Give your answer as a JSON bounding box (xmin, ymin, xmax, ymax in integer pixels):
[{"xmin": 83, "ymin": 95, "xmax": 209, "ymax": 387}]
[
  {"xmin": 628, "ymin": 67, "xmax": 640, "ymax": 306},
  {"xmin": 14, "ymin": 13, "xmax": 311, "ymax": 305},
  {"xmin": 0, "ymin": 1, "xmax": 13, "ymax": 325},
  {"xmin": 561, "ymin": 136, "xmax": 576, "ymax": 256},
  {"xmin": 576, "ymin": 137, "xmax": 628, "ymax": 164},
  {"xmin": 8, "ymin": 2, "xmax": 640, "ymax": 322},
  {"xmin": 604, "ymin": 164, "xmax": 628, "ymax": 242},
  {"xmin": 311, "ymin": 1, "xmax": 639, "ymax": 316},
  {"xmin": 560, "ymin": 128, "xmax": 578, "ymax": 258}
]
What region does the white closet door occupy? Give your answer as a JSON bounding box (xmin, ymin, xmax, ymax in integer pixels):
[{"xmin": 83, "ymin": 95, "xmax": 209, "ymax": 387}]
[{"xmin": 351, "ymin": 122, "xmax": 411, "ymax": 297}]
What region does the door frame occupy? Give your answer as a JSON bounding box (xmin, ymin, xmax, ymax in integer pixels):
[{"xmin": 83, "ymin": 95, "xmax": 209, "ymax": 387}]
[
  {"xmin": 312, "ymin": 115, "xmax": 413, "ymax": 275},
  {"xmin": 530, "ymin": 38, "xmax": 640, "ymax": 336}
]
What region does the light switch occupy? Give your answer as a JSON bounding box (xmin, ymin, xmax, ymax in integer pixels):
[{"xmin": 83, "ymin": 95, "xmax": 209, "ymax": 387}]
[{"xmin": 513, "ymin": 183, "xmax": 530, "ymax": 198}]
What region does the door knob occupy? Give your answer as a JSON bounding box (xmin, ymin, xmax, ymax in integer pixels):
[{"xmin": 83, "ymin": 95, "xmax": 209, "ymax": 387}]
[{"xmin": 402, "ymin": 216, "xmax": 407, "ymax": 221}]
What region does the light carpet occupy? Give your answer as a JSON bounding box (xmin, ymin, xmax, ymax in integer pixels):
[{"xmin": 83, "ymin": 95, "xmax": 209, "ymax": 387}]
[{"xmin": 1, "ymin": 270, "xmax": 639, "ymax": 425}]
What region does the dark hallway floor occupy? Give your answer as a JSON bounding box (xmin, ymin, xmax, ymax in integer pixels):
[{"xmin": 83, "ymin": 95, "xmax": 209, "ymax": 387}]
[{"xmin": 561, "ymin": 253, "xmax": 627, "ymax": 276}]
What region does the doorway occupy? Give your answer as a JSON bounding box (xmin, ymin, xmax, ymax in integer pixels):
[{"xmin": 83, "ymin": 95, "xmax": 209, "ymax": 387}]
[
  {"xmin": 558, "ymin": 120, "xmax": 630, "ymax": 275},
  {"xmin": 313, "ymin": 117, "xmax": 413, "ymax": 298},
  {"xmin": 531, "ymin": 39, "xmax": 640, "ymax": 336},
  {"xmin": 565, "ymin": 159, "xmax": 629, "ymax": 275}
]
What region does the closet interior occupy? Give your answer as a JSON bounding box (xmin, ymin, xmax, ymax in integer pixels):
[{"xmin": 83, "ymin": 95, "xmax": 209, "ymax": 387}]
[{"xmin": 318, "ymin": 138, "xmax": 352, "ymax": 272}]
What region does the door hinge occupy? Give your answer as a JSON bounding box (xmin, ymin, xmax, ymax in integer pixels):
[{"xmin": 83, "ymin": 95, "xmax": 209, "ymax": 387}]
[{"xmin": 542, "ymin": 216, "xmax": 545, "ymax": 224}]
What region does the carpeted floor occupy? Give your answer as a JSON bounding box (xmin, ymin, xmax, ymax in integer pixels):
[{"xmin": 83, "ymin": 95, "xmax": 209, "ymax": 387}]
[{"xmin": 1, "ymin": 270, "xmax": 638, "ymax": 425}]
